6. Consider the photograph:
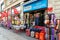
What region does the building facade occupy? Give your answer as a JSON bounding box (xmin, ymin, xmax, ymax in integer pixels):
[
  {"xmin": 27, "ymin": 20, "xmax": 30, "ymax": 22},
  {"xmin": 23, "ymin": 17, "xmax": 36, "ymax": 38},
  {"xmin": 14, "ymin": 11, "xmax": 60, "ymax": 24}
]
[{"xmin": 48, "ymin": 0, "xmax": 60, "ymax": 19}]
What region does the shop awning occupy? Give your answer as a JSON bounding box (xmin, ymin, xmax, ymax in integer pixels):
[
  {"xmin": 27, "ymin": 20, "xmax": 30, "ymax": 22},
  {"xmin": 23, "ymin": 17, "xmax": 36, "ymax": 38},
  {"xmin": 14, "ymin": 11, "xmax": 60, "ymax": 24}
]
[{"xmin": 24, "ymin": 0, "xmax": 47, "ymax": 12}]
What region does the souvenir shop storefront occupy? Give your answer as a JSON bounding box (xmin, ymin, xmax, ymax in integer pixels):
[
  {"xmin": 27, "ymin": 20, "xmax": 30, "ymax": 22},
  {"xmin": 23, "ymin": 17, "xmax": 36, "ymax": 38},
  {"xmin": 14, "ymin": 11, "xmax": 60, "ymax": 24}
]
[
  {"xmin": 24, "ymin": 0, "xmax": 48, "ymax": 39},
  {"xmin": 23, "ymin": 0, "xmax": 47, "ymax": 28},
  {"xmin": 5, "ymin": 3, "xmax": 21, "ymax": 29},
  {"xmin": 11, "ymin": 3, "xmax": 20, "ymax": 25}
]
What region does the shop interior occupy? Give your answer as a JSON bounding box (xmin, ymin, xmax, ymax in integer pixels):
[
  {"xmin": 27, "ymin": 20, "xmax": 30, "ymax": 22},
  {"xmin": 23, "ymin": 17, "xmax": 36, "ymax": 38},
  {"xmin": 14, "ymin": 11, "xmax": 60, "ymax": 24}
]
[{"xmin": 24, "ymin": 9, "xmax": 45, "ymax": 28}]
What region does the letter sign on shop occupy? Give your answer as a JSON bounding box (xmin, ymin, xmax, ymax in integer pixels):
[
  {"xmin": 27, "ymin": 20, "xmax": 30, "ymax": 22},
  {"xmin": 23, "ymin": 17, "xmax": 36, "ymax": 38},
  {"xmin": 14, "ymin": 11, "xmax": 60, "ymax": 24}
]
[
  {"xmin": 24, "ymin": 6, "xmax": 32, "ymax": 10},
  {"xmin": 24, "ymin": 0, "xmax": 47, "ymax": 12}
]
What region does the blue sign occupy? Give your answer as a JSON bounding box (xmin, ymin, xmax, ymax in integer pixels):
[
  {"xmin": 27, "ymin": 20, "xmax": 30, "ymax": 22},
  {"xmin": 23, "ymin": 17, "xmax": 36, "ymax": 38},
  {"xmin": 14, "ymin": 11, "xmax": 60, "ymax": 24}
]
[{"xmin": 23, "ymin": 0, "xmax": 47, "ymax": 12}]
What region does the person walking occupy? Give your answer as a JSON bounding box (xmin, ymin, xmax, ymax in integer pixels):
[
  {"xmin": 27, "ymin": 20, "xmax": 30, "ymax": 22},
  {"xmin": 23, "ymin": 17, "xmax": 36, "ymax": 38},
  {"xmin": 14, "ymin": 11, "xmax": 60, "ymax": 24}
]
[{"xmin": 7, "ymin": 19, "xmax": 12, "ymax": 29}]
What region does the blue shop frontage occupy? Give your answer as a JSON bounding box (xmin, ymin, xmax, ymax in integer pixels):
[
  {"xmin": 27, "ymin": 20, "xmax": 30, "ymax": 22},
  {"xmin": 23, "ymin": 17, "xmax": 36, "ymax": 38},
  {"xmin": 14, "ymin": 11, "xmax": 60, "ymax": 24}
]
[
  {"xmin": 23, "ymin": 0, "xmax": 48, "ymax": 39},
  {"xmin": 23, "ymin": 0, "xmax": 48, "ymax": 28}
]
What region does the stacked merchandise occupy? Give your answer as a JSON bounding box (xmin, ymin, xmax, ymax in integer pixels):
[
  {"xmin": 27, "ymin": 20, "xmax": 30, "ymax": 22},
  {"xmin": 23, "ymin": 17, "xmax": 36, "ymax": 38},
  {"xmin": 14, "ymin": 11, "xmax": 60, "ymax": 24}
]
[
  {"xmin": 26, "ymin": 26, "xmax": 46, "ymax": 40},
  {"xmin": 30, "ymin": 26, "xmax": 46, "ymax": 40}
]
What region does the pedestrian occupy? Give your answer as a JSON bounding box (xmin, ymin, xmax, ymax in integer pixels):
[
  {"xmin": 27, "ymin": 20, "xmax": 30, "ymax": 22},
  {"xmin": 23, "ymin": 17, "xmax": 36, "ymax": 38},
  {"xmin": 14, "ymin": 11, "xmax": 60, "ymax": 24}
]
[
  {"xmin": 7, "ymin": 19, "xmax": 12, "ymax": 29},
  {"xmin": 1, "ymin": 20, "xmax": 4, "ymax": 27}
]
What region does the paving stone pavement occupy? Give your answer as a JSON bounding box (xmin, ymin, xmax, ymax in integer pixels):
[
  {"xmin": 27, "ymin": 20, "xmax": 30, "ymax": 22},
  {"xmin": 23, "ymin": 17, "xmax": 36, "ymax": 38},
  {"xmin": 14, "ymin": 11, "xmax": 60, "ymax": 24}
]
[{"xmin": 0, "ymin": 27, "xmax": 37, "ymax": 40}]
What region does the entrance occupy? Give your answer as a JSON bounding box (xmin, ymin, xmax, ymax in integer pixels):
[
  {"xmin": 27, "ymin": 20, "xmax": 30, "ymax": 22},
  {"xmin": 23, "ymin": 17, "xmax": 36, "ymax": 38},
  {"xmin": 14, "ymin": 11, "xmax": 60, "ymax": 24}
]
[{"xmin": 24, "ymin": 9, "xmax": 45, "ymax": 28}]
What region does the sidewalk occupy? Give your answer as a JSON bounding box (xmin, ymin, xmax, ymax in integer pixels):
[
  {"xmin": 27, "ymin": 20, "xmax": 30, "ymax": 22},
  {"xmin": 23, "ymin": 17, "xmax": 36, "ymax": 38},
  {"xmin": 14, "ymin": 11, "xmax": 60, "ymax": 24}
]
[{"xmin": 0, "ymin": 27, "xmax": 36, "ymax": 40}]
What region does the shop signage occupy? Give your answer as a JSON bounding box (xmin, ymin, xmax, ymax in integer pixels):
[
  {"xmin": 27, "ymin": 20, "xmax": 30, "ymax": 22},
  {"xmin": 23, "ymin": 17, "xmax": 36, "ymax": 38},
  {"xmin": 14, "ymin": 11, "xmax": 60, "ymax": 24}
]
[
  {"xmin": 23, "ymin": 0, "xmax": 37, "ymax": 6},
  {"xmin": 46, "ymin": 7, "xmax": 53, "ymax": 12},
  {"xmin": 24, "ymin": 0, "xmax": 47, "ymax": 12},
  {"xmin": 24, "ymin": 6, "xmax": 32, "ymax": 11}
]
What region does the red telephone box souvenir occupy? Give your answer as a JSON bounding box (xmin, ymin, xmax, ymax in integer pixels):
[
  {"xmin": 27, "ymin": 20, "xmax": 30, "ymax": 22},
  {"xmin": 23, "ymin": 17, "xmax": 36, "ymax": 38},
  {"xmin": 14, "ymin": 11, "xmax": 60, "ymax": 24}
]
[{"xmin": 26, "ymin": 29, "xmax": 30, "ymax": 36}]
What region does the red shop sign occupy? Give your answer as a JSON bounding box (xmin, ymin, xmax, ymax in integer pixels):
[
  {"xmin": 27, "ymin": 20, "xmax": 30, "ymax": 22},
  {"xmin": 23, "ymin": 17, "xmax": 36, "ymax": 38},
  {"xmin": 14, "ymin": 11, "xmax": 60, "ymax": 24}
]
[
  {"xmin": 3, "ymin": 11, "xmax": 8, "ymax": 17},
  {"xmin": 13, "ymin": 7, "xmax": 19, "ymax": 14},
  {"xmin": 46, "ymin": 7, "xmax": 53, "ymax": 12}
]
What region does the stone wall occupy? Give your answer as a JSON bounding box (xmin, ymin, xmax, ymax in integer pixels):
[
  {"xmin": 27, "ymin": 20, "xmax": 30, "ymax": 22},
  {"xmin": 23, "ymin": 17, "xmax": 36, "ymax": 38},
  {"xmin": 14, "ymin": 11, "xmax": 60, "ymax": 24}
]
[{"xmin": 48, "ymin": 0, "xmax": 60, "ymax": 19}]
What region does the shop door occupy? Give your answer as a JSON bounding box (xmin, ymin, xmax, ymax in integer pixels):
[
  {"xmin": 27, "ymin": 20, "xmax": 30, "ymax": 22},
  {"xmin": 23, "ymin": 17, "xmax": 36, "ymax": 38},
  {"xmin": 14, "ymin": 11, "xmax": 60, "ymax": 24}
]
[
  {"xmin": 35, "ymin": 10, "xmax": 45, "ymax": 26},
  {"xmin": 29, "ymin": 13, "xmax": 35, "ymax": 28}
]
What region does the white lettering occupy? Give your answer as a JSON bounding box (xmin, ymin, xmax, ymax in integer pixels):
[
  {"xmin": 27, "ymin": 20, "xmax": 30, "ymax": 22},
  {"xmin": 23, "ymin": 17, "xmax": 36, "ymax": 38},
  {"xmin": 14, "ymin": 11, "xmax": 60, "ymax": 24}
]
[
  {"xmin": 24, "ymin": 6, "xmax": 31, "ymax": 10},
  {"xmin": 23, "ymin": 0, "xmax": 37, "ymax": 5}
]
